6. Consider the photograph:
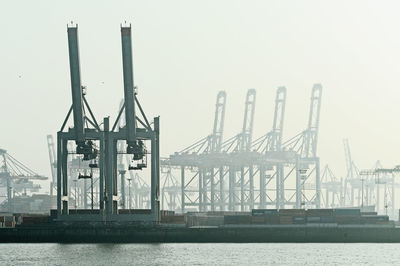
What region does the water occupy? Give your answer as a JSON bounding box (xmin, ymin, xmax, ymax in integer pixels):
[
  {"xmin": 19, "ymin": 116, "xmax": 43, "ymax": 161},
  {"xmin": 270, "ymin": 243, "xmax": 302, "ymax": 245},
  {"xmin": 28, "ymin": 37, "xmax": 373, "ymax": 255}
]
[{"xmin": 0, "ymin": 243, "xmax": 399, "ymax": 265}]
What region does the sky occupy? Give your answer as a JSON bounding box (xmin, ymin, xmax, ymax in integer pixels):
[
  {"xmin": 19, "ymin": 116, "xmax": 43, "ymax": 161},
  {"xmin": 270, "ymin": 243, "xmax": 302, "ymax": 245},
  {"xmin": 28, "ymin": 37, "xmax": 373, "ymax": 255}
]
[{"xmin": 2, "ymin": 0, "xmax": 400, "ymax": 193}]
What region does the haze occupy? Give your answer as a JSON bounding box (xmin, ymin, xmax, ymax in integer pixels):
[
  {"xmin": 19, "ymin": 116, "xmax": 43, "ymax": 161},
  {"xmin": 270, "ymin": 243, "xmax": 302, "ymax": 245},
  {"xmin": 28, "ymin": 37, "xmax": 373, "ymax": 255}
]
[{"xmin": 1, "ymin": 0, "xmax": 400, "ymax": 193}]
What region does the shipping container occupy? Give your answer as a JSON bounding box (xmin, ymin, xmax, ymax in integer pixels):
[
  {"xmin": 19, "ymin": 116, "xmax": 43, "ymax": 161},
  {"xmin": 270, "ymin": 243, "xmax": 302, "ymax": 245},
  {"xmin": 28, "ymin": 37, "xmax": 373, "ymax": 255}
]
[
  {"xmin": 21, "ymin": 216, "xmax": 50, "ymax": 226},
  {"xmin": 4, "ymin": 216, "xmax": 15, "ymax": 222},
  {"xmin": 264, "ymin": 215, "xmax": 280, "ymax": 224},
  {"xmin": 334, "ymin": 216, "xmax": 361, "ymax": 224},
  {"xmin": 307, "ymin": 216, "xmax": 321, "ymax": 223},
  {"xmin": 361, "ymin": 215, "xmax": 389, "ymax": 224},
  {"xmin": 251, "ymin": 216, "xmax": 265, "ymax": 224},
  {"xmin": 160, "ymin": 210, "xmax": 175, "ymax": 217},
  {"xmin": 279, "ymin": 209, "xmax": 306, "ymax": 218},
  {"xmin": 334, "ymin": 208, "xmax": 361, "ymax": 216},
  {"xmin": 4, "ymin": 221, "xmax": 15, "ymax": 228},
  {"xmin": 279, "ymin": 218, "xmax": 293, "ymax": 225},
  {"xmin": 224, "ymin": 215, "xmax": 252, "ymax": 225},
  {"xmin": 307, "ymin": 209, "xmax": 334, "ymax": 217},
  {"xmin": 161, "ymin": 215, "xmax": 185, "ymax": 224},
  {"xmin": 252, "ymin": 209, "xmax": 279, "ymax": 216},
  {"xmin": 293, "ymin": 216, "xmax": 306, "ymax": 224},
  {"xmin": 118, "ymin": 209, "xmax": 152, "ymax": 215},
  {"xmin": 361, "ymin": 212, "xmax": 378, "ymax": 216},
  {"xmin": 68, "ymin": 209, "xmax": 101, "ymax": 215},
  {"xmin": 320, "ymin": 216, "xmax": 335, "ymax": 223}
]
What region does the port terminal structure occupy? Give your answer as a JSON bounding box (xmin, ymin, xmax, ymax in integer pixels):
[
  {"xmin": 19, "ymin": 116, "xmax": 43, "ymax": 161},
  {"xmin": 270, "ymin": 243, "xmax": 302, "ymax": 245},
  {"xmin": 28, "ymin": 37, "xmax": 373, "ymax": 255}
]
[
  {"xmin": 56, "ymin": 24, "xmax": 160, "ymax": 222},
  {"xmin": 0, "ymin": 149, "xmax": 47, "ymax": 212},
  {"xmin": 162, "ymin": 84, "xmax": 323, "ymax": 212},
  {"xmin": 320, "ymin": 138, "xmax": 400, "ymax": 218},
  {"xmin": 47, "ymin": 102, "xmax": 151, "ymax": 211}
]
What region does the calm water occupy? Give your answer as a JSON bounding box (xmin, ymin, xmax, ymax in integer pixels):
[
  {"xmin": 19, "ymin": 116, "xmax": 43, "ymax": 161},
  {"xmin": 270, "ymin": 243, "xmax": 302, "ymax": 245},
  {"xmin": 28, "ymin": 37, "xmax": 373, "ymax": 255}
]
[{"xmin": 0, "ymin": 243, "xmax": 399, "ymax": 265}]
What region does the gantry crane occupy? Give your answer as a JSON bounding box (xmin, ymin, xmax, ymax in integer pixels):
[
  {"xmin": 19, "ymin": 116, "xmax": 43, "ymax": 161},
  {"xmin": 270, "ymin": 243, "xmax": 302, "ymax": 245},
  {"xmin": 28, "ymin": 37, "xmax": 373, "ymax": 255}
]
[
  {"xmin": 321, "ymin": 165, "xmax": 341, "ymax": 208},
  {"xmin": 166, "ymin": 90, "xmax": 227, "ymax": 212},
  {"xmin": 0, "ymin": 149, "xmax": 47, "ymax": 212},
  {"xmin": 282, "ymin": 84, "xmax": 323, "ymax": 208},
  {"xmin": 221, "ymin": 89, "xmax": 256, "ymax": 211},
  {"xmin": 342, "ymin": 138, "xmax": 361, "ymax": 207},
  {"xmin": 57, "ymin": 23, "xmax": 160, "ymax": 222},
  {"xmin": 252, "ymin": 86, "xmax": 287, "ymax": 209}
]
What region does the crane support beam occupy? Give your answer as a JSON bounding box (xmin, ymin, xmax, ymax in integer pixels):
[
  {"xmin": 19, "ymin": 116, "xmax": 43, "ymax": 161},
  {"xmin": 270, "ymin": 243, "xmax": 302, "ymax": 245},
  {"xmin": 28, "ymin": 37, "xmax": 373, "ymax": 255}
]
[
  {"xmin": 121, "ymin": 25, "xmax": 136, "ymax": 148},
  {"xmin": 67, "ymin": 26, "xmax": 85, "ymax": 144}
]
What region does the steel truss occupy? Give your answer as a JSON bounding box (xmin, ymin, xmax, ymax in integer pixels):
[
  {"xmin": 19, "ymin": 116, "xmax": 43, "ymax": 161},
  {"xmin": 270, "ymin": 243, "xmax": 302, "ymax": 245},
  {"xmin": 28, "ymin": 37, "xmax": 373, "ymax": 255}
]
[
  {"xmin": 57, "ymin": 24, "xmax": 160, "ymax": 222},
  {"xmin": 0, "ymin": 149, "xmax": 47, "ymax": 212},
  {"xmin": 163, "ymin": 84, "xmax": 323, "ymax": 212}
]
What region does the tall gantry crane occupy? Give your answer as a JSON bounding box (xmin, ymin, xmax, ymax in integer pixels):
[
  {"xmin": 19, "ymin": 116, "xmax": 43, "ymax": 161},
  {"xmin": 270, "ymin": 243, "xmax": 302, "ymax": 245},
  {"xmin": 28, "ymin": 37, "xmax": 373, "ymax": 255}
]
[
  {"xmin": 282, "ymin": 84, "xmax": 323, "ymax": 208},
  {"xmin": 252, "ymin": 87, "xmax": 287, "ymax": 209},
  {"xmin": 165, "ymin": 84, "xmax": 322, "ymax": 212},
  {"xmin": 166, "ymin": 90, "xmax": 227, "ymax": 212},
  {"xmin": 221, "ymin": 89, "xmax": 256, "ymax": 211},
  {"xmin": 0, "ymin": 149, "xmax": 47, "ymax": 212},
  {"xmin": 57, "ymin": 23, "xmax": 160, "ymax": 222},
  {"xmin": 373, "ymin": 163, "xmax": 398, "ymax": 216},
  {"xmin": 359, "ymin": 164, "xmax": 400, "ymax": 217}
]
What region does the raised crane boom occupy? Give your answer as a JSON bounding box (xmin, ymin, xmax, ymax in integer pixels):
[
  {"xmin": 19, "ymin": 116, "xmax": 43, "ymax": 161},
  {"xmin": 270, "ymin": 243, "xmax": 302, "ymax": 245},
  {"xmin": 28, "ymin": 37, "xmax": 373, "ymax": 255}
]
[
  {"xmin": 121, "ymin": 25, "xmax": 137, "ymax": 151},
  {"xmin": 175, "ymin": 91, "xmax": 227, "ymax": 155},
  {"xmin": 221, "ymin": 89, "xmax": 256, "ymax": 153},
  {"xmin": 270, "ymin": 86, "xmax": 286, "ymax": 151},
  {"xmin": 343, "ymin": 138, "xmax": 356, "ymax": 179},
  {"xmin": 66, "ymin": 25, "xmax": 98, "ymax": 161},
  {"xmin": 302, "ymin": 84, "xmax": 322, "ymax": 158},
  {"xmin": 251, "ymin": 87, "xmax": 287, "ymax": 154},
  {"xmin": 210, "ymin": 91, "xmax": 226, "ymax": 153},
  {"xmin": 240, "ymin": 89, "xmax": 256, "ymax": 152},
  {"xmin": 67, "ymin": 26, "xmax": 85, "ymax": 145}
]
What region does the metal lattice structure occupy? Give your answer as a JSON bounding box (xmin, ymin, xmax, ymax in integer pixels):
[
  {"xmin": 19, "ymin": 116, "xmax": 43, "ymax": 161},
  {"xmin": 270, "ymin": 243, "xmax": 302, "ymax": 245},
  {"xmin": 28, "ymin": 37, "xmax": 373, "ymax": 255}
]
[
  {"xmin": 0, "ymin": 149, "xmax": 47, "ymax": 212},
  {"xmin": 321, "ymin": 165, "xmax": 341, "ymax": 208},
  {"xmin": 57, "ymin": 23, "xmax": 160, "ymax": 222},
  {"xmin": 280, "ymin": 84, "xmax": 322, "ymax": 208},
  {"xmin": 163, "ymin": 84, "xmax": 323, "ymax": 212}
]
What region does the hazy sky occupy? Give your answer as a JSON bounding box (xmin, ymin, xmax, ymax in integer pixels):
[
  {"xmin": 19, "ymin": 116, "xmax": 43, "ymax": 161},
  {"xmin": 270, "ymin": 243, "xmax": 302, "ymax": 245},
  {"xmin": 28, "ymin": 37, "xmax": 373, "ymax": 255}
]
[{"xmin": 2, "ymin": 1, "xmax": 400, "ymax": 192}]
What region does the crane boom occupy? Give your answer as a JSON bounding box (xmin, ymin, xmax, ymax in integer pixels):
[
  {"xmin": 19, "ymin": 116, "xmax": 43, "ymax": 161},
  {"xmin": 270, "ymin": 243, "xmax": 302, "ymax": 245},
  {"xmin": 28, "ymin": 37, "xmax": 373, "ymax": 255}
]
[
  {"xmin": 239, "ymin": 89, "xmax": 256, "ymax": 152},
  {"xmin": 211, "ymin": 91, "xmax": 226, "ymax": 152},
  {"xmin": 302, "ymin": 84, "xmax": 322, "ymax": 158},
  {"xmin": 121, "ymin": 25, "xmax": 137, "ymax": 151},
  {"xmin": 268, "ymin": 86, "xmax": 286, "ymax": 152},
  {"xmin": 67, "ymin": 26, "xmax": 85, "ymax": 144}
]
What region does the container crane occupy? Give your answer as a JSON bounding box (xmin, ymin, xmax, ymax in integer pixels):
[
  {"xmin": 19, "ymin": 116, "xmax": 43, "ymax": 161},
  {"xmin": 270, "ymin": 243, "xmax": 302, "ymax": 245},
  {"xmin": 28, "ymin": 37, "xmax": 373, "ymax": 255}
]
[
  {"xmin": 252, "ymin": 86, "xmax": 287, "ymax": 208},
  {"xmin": 282, "ymin": 84, "xmax": 322, "ymax": 208},
  {"xmin": 0, "ymin": 149, "xmax": 47, "ymax": 212}
]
